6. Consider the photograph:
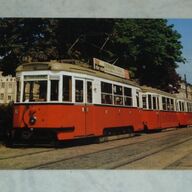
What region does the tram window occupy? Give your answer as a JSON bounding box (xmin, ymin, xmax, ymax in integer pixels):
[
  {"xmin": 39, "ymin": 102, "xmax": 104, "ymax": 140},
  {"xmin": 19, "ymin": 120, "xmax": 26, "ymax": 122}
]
[
  {"xmin": 113, "ymin": 85, "xmax": 123, "ymax": 95},
  {"xmin": 167, "ymin": 98, "xmax": 170, "ymax": 111},
  {"xmin": 50, "ymin": 80, "xmax": 59, "ymax": 101},
  {"xmin": 162, "ymin": 97, "xmax": 166, "ymax": 110},
  {"xmin": 148, "ymin": 95, "xmax": 152, "ymax": 109},
  {"xmin": 170, "ymin": 99, "xmax": 174, "ymax": 111},
  {"xmin": 142, "ymin": 95, "xmax": 147, "ymax": 109},
  {"xmin": 157, "ymin": 97, "xmax": 159, "ymax": 110},
  {"xmin": 75, "ymin": 80, "xmax": 84, "ymax": 102},
  {"xmin": 101, "ymin": 82, "xmax": 112, "ymax": 93},
  {"xmin": 23, "ymin": 81, "xmax": 47, "ymax": 102},
  {"xmin": 101, "ymin": 82, "xmax": 113, "ymax": 104},
  {"xmin": 124, "ymin": 87, "xmax": 132, "ymax": 106},
  {"xmin": 136, "ymin": 91, "xmax": 140, "ymax": 107},
  {"xmin": 113, "ymin": 85, "xmax": 123, "ymax": 105},
  {"xmin": 87, "ymin": 81, "xmax": 92, "ymax": 103},
  {"xmin": 153, "ymin": 96, "xmax": 157, "ymax": 110},
  {"xmin": 179, "ymin": 101, "xmax": 182, "ymax": 111},
  {"xmin": 16, "ymin": 80, "xmax": 21, "ymax": 102},
  {"xmin": 63, "ymin": 76, "xmax": 72, "ymax": 102}
]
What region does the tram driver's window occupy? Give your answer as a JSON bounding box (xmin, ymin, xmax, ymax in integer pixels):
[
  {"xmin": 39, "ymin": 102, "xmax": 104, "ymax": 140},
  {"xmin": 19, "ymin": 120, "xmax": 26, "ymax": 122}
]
[
  {"xmin": 75, "ymin": 80, "xmax": 84, "ymax": 102},
  {"xmin": 63, "ymin": 76, "xmax": 72, "ymax": 102},
  {"xmin": 50, "ymin": 80, "xmax": 59, "ymax": 101},
  {"xmin": 23, "ymin": 81, "xmax": 47, "ymax": 102}
]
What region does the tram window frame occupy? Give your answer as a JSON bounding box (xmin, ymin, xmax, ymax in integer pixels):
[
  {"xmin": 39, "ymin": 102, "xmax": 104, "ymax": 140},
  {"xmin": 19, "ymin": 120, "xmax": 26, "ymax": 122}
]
[
  {"xmin": 113, "ymin": 84, "xmax": 123, "ymax": 106},
  {"xmin": 124, "ymin": 87, "xmax": 132, "ymax": 107},
  {"xmin": 101, "ymin": 81, "xmax": 113, "ymax": 105},
  {"xmin": 63, "ymin": 75, "xmax": 72, "ymax": 102}
]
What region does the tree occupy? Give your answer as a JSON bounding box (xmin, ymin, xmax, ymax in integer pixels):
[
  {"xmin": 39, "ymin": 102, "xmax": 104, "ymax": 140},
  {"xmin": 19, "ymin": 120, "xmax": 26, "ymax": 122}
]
[
  {"xmin": 109, "ymin": 19, "xmax": 185, "ymax": 91},
  {"xmin": 0, "ymin": 18, "xmax": 58, "ymax": 75},
  {"xmin": 0, "ymin": 18, "xmax": 185, "ymax": 92}
]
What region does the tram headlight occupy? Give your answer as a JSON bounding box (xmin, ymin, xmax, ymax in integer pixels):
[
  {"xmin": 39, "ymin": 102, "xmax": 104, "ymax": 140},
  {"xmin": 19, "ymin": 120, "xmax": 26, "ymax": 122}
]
[{"xmin": 29, "ymin": 115, "xmax": 37, "ymax": 125}]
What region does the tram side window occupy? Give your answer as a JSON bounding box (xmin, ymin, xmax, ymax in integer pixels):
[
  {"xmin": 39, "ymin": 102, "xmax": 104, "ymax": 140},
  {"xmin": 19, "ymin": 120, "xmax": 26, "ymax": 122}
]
[
  {"xmin": 167, "ymin": 98, "xmax": 170, "ymax": 111},
  {"xmin": 124, "ymin": 87, "xmax": 132, "ymax": 106},
  {"xmin": 162, "ymin": 97, "xmax": 166, "ymax": 110},
  {"xmin": 23, "ymin": 81, "xmax": 47, "ymax": 102},
  {"xmin": 16, "ymin": 79, "xmax": 21, "ymax": 102},
  {"xmin": 75, "ymin": 80, "xmax": 84, "ymax": 102},
  {"xmin": 153, "ymin": 96, "xmax": 157, "ymax": 110},
  {"xmin": 87, "ymin": 81, "xmax": 92, "ymax": 103},
  {"xmin": 142, "ymin": 95, "xmax": 147, "ymax": 109},
  {"xmin": 50, "ymin": 80, "xmax": 59, "ymax": 101},
  {"xmin": 63, "ymin": 76, "xmax": 72, "ymax": 102},
  {"xmin": 113, "ymin": 85, "xmax": 123, "ymax": 105},
  {"xmin": 148, "ymin": 95, "xmax": 152, "ymax": 109},
  {"xmin": 170, "ymin": 99, "xmax": 174, "ymax": 111},
  {"xmin": 136, "ymin": 91, "xmax": 140, "ymax": 107},
  {"xmin": 101, "ymin": 82, "xmax": 112, "ymax": 104}
]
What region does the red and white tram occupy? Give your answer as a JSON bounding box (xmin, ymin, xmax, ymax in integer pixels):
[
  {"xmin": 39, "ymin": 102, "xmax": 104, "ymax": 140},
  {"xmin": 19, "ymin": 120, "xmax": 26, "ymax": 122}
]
[{"xmin": 12, "ymin": 59, "xmax": 192, "ymax": 142}]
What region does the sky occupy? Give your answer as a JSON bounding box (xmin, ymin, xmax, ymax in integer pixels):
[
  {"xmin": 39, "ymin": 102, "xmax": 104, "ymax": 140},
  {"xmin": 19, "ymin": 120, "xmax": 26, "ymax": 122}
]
[{"xmin": 168, "ymin": 19, "xmax": 192, "ymax": 84}]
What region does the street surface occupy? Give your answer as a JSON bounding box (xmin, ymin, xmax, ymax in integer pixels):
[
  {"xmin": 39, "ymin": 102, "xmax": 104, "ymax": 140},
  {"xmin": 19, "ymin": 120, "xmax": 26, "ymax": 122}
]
[{"xmin": 0, "ymin": 127, "xmax": 192, "ymax": 169}]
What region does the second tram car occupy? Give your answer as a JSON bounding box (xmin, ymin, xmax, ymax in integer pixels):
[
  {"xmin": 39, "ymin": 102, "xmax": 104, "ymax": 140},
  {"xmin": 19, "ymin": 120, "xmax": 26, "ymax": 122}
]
[{"xmin": 12, "ymin": 59, "xmax": 192, "ymax": 141}]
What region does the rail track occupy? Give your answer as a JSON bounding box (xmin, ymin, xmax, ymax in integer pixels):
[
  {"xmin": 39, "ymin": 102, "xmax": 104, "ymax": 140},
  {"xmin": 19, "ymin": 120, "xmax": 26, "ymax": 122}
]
[{"xmin": 0, "ymin": 127, "xmax": 191, "ymax": 169}]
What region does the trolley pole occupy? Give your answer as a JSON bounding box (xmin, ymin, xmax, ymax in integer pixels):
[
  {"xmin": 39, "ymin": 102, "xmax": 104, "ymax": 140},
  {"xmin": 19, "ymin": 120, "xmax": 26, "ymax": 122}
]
[{"xmin": 184, "ymin": 74, "xmax": 188, "ymax": 99}]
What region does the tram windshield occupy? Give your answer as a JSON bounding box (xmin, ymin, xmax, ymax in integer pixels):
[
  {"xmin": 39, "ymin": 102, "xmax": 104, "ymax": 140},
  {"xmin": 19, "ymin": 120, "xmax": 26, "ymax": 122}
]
[{"xmin": 23, "ymin": 80, "xmax": 47, "ymax": 102}]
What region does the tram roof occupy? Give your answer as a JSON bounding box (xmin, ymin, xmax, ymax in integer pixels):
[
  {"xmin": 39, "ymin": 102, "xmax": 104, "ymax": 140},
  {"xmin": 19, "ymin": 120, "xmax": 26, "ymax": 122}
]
[
  {"xmin": 16, "ymin": 60, "xmax": 140, "ymax": 87},
  {"xmin": 16, "ymin": 60, "xmax": 185, "ymax": 99},
  {"xmin": 141, "ymin": 85, "xmax": 177, "ymax": 98}
]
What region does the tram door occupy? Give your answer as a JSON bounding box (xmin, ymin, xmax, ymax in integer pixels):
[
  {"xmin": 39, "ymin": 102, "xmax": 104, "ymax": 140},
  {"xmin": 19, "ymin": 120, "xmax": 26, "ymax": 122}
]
[{"xmin": 74, "ymin": 78, "xmax": 94, "ymax": 136}]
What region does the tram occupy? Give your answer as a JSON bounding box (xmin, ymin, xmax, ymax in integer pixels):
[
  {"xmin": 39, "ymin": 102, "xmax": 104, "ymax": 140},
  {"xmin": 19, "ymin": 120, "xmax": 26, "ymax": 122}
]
[{"xmin": 12, "ymin": 59, "xmax": 192, "ymax": 141}]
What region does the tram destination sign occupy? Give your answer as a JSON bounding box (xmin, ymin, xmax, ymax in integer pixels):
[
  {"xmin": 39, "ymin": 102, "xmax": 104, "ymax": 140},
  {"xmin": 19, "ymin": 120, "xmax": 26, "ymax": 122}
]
[{"xmin": 93, "ymin": 58, "xmax": 130, "ymax": 80}]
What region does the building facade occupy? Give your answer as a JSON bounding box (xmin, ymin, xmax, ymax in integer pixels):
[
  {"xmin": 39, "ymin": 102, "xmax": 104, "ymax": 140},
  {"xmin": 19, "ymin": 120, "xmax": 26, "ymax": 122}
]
[
  {"xmin": 175, "ymin": 81, "xmax": 192, "ymax": 100},
  {"xmin": 0, "ymin": 71, "xmax": 16, "ymax": 104}
]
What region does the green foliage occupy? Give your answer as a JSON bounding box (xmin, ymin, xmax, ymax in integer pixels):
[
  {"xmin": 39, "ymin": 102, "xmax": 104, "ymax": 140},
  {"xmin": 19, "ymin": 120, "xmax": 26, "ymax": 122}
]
[{"xmin": 0, "ymin": 18, "xmax": 185, "ymax": 91}]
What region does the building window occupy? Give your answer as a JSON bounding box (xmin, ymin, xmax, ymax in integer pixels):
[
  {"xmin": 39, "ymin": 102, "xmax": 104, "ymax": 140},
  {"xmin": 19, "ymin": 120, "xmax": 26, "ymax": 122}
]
[
  {"xmin": 63, "ymin": 75, "xmax": 72, "ymax": 102},
  {"xmin": 2, "ymin": 82, "xmax": 5, "ymax": 88},
  {"xmin": 0, "ymin": 93, "xmax": 4, "ymax": 100},
  {"xmin": 101, "ymin": 82, "xmax": 112, "ymax": 104},
  {"xmin": 8, "ymin": 95, "xmax": 12, "ymax": 101}
]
